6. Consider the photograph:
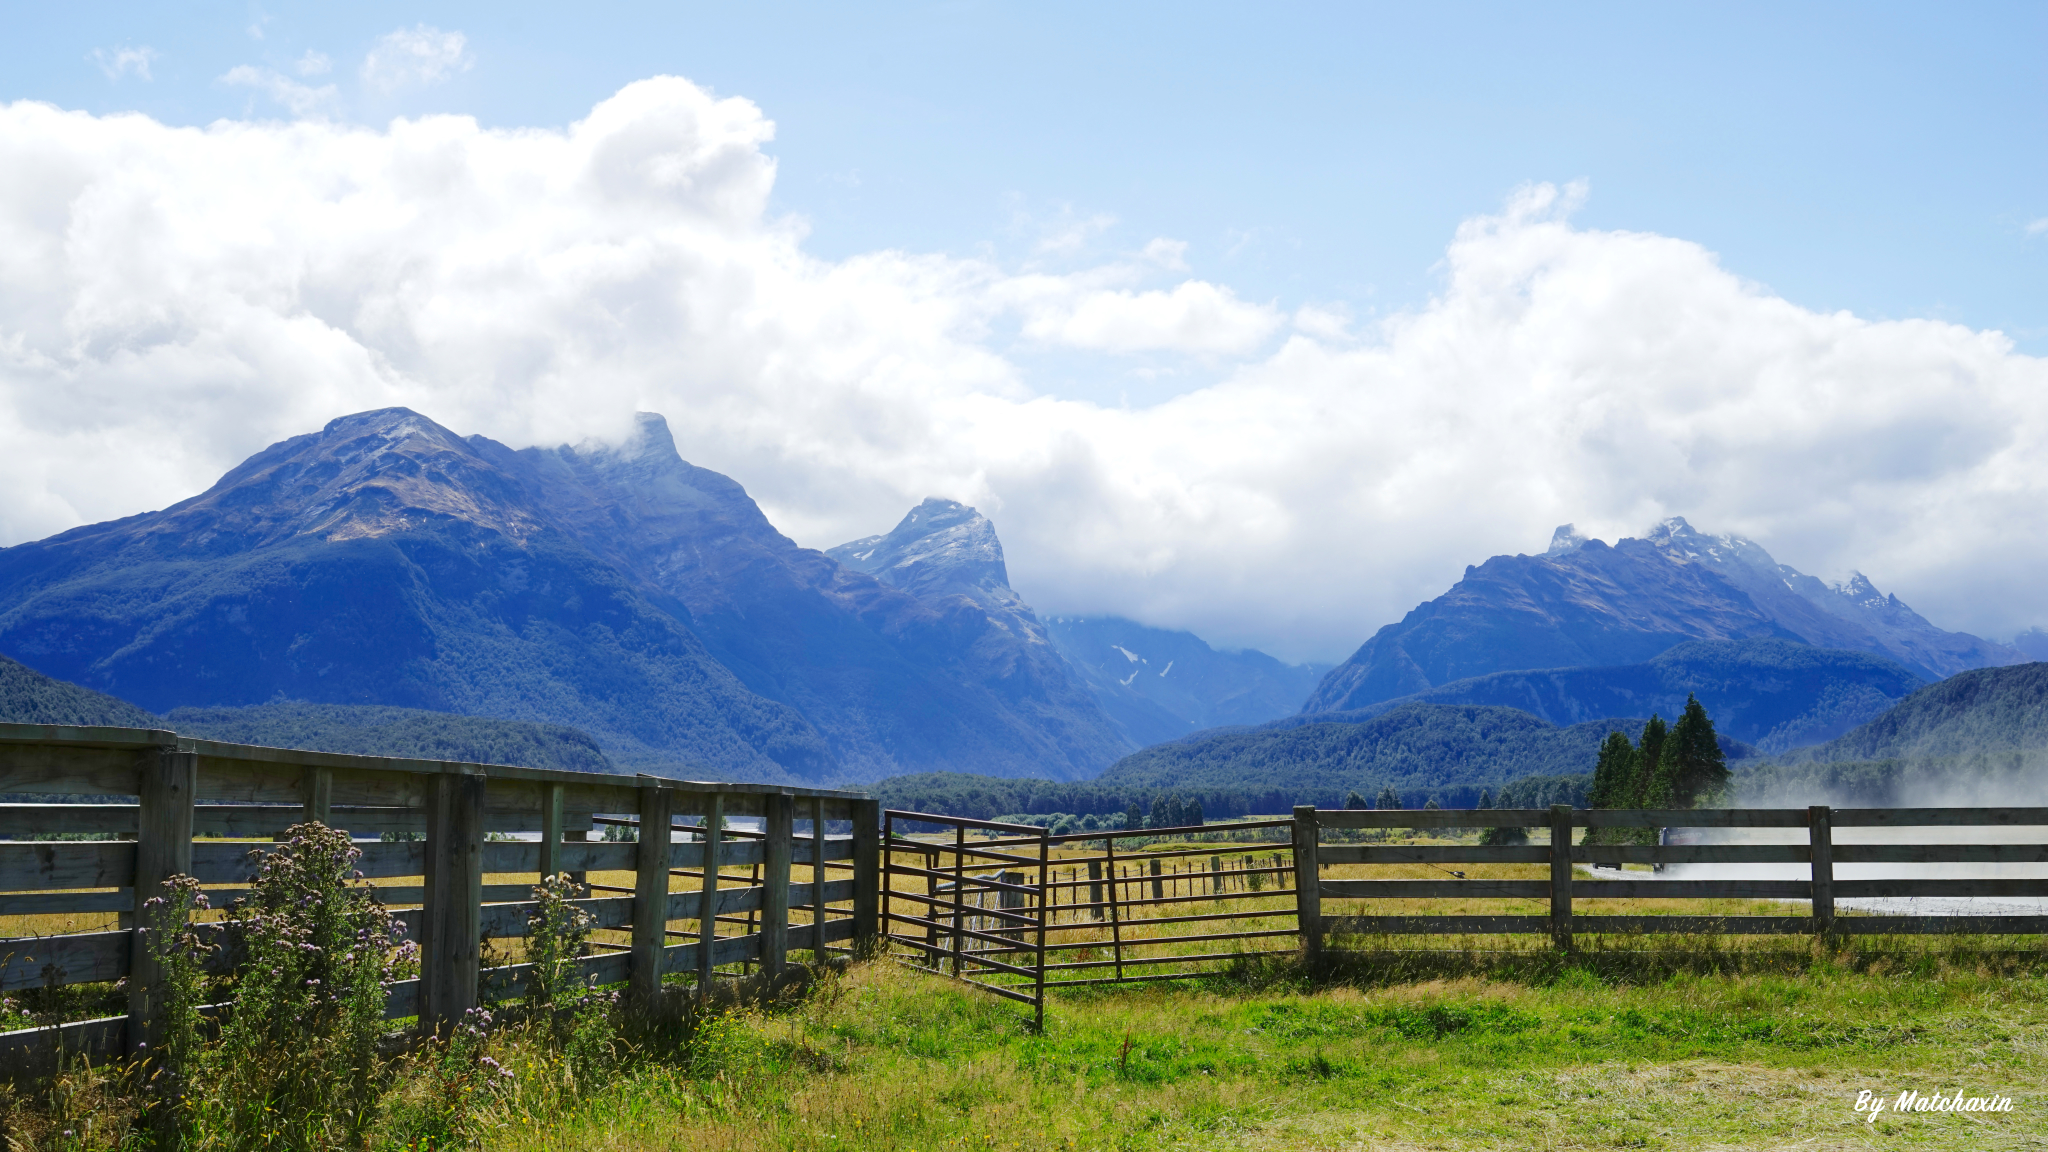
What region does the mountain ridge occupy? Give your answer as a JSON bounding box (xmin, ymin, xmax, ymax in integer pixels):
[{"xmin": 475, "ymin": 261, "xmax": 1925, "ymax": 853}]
[{"xmin": 1307, "ymin": 518, "xmax": 2020, "ymax": 713}]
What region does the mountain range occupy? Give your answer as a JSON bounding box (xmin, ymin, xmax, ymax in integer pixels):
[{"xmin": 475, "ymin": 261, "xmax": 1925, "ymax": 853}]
[
  {"xmin": 1305, "ymin": 518, "xmax": 2023, "ymax": 713},
  {"xmin": 0, "ymin": 409, "xmax": 1323, "ymax": 785},
  {"xmin": 1334, "ymin": 638, "xmax": 1926, "ymax": 754},
  {"xmin": 1039, "ymin": 616, "xmax": 1329, "ymax": 746}
]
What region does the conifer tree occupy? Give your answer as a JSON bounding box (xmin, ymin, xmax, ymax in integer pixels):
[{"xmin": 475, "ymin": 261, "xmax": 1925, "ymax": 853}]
[
  {"xmin": 1375, "ymin": 785, "xmax": 1401, "ymax": 810},
  {"xmin": 1649, "ymin": 693, "xmax": 1729, "ymax": 808},
  {"xmin": 1344, "ymin": 790, "xmax": 1369, "ymax": 810},
  {"xmin": 1631, "ymin": 715, "xmax": 1668, "ymax": 809},
  {"xmin": 1124, "ymin": 801, "xmax": 1144, "ymax": 831},
  {"xmin": 1149, "ymin": 793, "xmax": 1173, "ymax": 829},
  {"xmin": 1186, "ymin": 796, "xmax": 1205, "ymax": 827},
  {"xmin": 1585, "ymin": 729, "xmax": 1636, "ymax": 845}
]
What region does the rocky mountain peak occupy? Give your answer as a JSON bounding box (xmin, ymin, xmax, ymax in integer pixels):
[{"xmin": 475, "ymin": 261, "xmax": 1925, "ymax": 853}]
[
  {"xmin": 1545, "ymin": 524, "xmax": 1591, "ymax": 556},
  {"xmin": 827, "ymin": 497, "xmax": 1012, "ymax": 601}
]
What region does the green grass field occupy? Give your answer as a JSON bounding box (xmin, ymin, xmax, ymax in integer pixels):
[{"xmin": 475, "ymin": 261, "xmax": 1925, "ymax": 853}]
[{"xmin": 466, "ymin": 946, "xmax": 2046, "ymax": 1152}]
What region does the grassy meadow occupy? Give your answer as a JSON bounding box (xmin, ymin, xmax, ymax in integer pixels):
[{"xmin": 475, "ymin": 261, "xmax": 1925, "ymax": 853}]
[{"xmin": 5, "ymin": 826, "xmax": 2046, "ymax": 1149}]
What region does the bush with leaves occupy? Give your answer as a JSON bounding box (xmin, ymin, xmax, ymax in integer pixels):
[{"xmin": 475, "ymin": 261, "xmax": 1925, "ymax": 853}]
[
  {"xmin": 190, "ymin": 821, "xmax": 413, "ymax": 1147},
  {"xmin": 137, "ymin": 874, "xmax": 211, "ymax": 1140},
  {"xmin": 521, "ymin": 872, "xmax": 621, "ymax": 1083}
]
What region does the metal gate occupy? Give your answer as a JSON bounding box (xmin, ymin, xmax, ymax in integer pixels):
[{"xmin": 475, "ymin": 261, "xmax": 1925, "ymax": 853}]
[
  {"xmin": 882, "ymin": 811, "xmax": 1051, "ymax": 1028},
  {"xmin": 882, "ymin": 810, "xmax": 1304, "ymax": 1026}
]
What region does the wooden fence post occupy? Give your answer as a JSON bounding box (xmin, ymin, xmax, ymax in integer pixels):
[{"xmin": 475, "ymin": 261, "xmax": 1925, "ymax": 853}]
[
  {"xmin": 1088, "ymin": 859, "xmax": 1104, "ymax": 920},
  {"xmin": 1291, "ymin": 806, "xmax": 1322, "ymax": 971},
  {"xmin": 422, "ymin": 771, "xmax": 485, "ymax": 1033},
  {"xmin": 762, "ymin": 793, "xmax": 793, "ymax": 983},
  {"xmin": 539, "ymin": 782, "xmax": 564, "ymax": 881},
  {"xmin": 808, "ymin": 796, "xmax": 826, "ymax": 956},
  {"xmin": 697, "ymin": 792, "xmax": 725, "ymax": 994},
  {"xmin": 631, "ymin": 784, "xmax": 674, "ymax": 1009},
  {"xmin": 852, "ymin": 799, "xmax": 881, "ymax": 955},
  {"xmin": 300, "ymin": 766, "xmax": 332, "ymax": 828},
  {"xmin": 1150, "ymin": 858, "xmax": 1163, "ymax": 900},
  {"xmin": 130, "ymin": 748, "xmax": 197, "ymax": 1055},
  {"xmin": 1809, "ymin": 804, "xmax": 1834, "ymax": 939},
  {"xmin": 1549, "ymin": 804, "xmax": 1574, "ymax": 952}
]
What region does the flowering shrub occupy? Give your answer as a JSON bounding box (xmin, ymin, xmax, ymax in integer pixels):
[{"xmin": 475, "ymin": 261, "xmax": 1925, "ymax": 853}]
[
  {"xmin": 138, "ymin": 874, "xmax": 211, "ymax": 1139},
  {"xmin": 189, "ymin": 821, "xmax": 412, "ymax": 1147},
  {"xmin": 523, "ymin": 872, "xmax": 620, "ymax": 1083}
]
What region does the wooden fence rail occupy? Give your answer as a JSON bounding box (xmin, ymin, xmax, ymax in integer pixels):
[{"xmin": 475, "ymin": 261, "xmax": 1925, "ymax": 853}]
[{"xmin": 0, "ymin": 723, "xmax": 881, "ymax": 1079}]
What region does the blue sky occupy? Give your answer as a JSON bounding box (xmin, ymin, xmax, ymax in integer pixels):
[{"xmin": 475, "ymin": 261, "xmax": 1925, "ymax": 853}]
[
  {"xmin": 3, "ymin": 2, "xmax": 2047, "ymax": 658},
  {"xmin": 10, "ymin": 1, "xmax": 2044, "ymax": 365}
]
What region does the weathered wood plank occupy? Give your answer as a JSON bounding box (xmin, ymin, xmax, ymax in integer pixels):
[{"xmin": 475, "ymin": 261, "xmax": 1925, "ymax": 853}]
[
  {"xmin": 0, "ymin": 890, "xmax": 133, "ymax": 917},
  {"xmin": 0, "ymin": 723, "xmax": 173, "ymax": 748},
  {"xmin": 559, "ymin": 841, "xmax": 636, "ymax": 873},
  {"xmin": 1573, "ymin": 880, "xmax": 1811, "ymax": 899},
  {"xmin": 1573, "ymin": 845, "xmax": 1810, "ymax": 865},
  {"xmin": 1578, "ymin": 809, "xmax": 1811, "ymax": 828},
  {"xmin": 663, "ymin": 884, "xmax": 765, "ymax": 922},
  {"xmin": 630, "ymin": 785, "xmax": 674, "ymax": 1007},
  {"xmin": 1318, "ymin": 879, "xmax": 1550, "ymax": 899},
  {"xmin": 1834, "ymin": 916, "xmax": 2048, "ymax": 935},
  {"xmin": 789, "ymin": 917, "xmax": 857, "ymax": 950},
  {"xmin": 668, "ymin": 840, "xmax": 765, "ymax": 869},
  {"xmin": 477, "ymin": 895, "xmax": 634, "ymax": 939},
  {"xmin": 2, "ymin": 929, "xmax": 129, "ymax": 990},
  {"xmin": 187, "ymin": 840, "xmax": 426, "ymax": 885},
  {"xmin": 131, "ymin": 749, "xmax": 197, "ymax": 1052},
  {"xmin": 0, "ymin": 805, "xmax": 137, "ymax": 837},
  {"xmin": 0, "ymin": 745, "xmax": 149, "ymax": 797},
  {"xmin": 1831, "ymin": 844, "xmax": 2048, "ymax": 864},
  {"xmin": 1325, "ymin": 914, "xmax": 1549, "ymax": 935},
  {"xmin": 0, "ymin": 842, "xmax": 137, "ymax": 890},
  {"xmin": 1319, "ymin": 845, "xmax": 1551, "ymax": 864},
  {"xmin": 852, "ymin": 798, "xmax": 881, "ymax": 952},
  {"xmin": 421, "ymin": 773, "xmax": 485, "ymax": 1032},
  {"xmin": 1833, "ymin": 807, "xmax": 2048, "ymax": 828},
  {"xmin": 661, "ymin": 930, "xmax": 761, "ymax": 976},
  {"xmin": 1577, "ymin": 915, "xmax": 1819, "ymax": 935},
  {"xmin": 1834, "ymin": 879, "xmax": 2048, "ymax": 899},
  {"xmin": 761, "ymin": 795, "xmax": 792, "ymax": 980},
  {"xmin": 0, "ymin": 1013, "xmax": 128, "ymax": 1084},
  {"xmin": 1312, "ymin": 809, "xmax": 1549, "ymax": 829}
]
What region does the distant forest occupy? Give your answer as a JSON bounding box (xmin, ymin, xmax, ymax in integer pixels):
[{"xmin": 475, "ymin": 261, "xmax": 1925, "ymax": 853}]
[{"xmin": 869, "ymin": 768, "xmax": 1591, "ymax": 822}]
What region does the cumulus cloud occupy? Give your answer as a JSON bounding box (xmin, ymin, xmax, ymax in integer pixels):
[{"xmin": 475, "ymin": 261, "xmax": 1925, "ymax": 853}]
[
  {"xmin": 0, "ymin": 80, "xmax": 2045, "ymax": 662},
  {"xmin": 296, "ymin": 50, "xmax": 332, "ymax": 77},
  {"xmin": 90, "ymin": 46, "xmax": 158, "ymax": 82},
  {"xmin": 361, "ymin": 25, "xmax": 471, "ymax": 92}
]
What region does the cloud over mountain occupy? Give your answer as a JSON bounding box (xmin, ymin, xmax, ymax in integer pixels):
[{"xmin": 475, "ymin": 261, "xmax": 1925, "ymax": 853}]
[{"xmin": 1, "ymin": 80, "xmax": 2045, "ymax": 662}]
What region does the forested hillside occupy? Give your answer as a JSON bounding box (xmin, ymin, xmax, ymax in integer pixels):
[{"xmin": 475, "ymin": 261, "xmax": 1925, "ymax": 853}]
[
  {"xmin": 1093, "ymin": 702, "xmax": 1753, "ymax": 802},
  {"xmin": 0, "ymin": 653, "xmax": 160, "ymax": 728},
  {"xmin": 168, "ymin": 702, "xmax": 614, "ymax": 772}
]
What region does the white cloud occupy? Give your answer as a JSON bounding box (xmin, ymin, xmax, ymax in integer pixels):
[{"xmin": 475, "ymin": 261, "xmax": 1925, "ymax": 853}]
[
  {"xmin": 361, "ymin": 25, "xmax": 471, "ymax": 93},
  {"xmin": 219, "ymin": 65, "xmax": 338, "ymax": 116},
  {"xmin": 90, "ymin": 46, "xmax": 158, "ymax": 82},
  {"xmin": 296, "ymin": 50, "xmax": 332, "ymax": 77},
  {"xmin": 1016, "ymin": 280, "xmax": 1284, "ymax": 354},
  {"xmin": 0, "ymin": 81, "xmax": 2045, "ymax": 664},
  {"xmin": 2028, "ymin": 217, "xmax": 2048, "ymax": 237}
]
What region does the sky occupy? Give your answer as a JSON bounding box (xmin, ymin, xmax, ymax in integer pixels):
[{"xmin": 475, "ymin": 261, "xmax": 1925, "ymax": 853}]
[{"xmin": 1, "ymin": 2, "xmax": 2045, "ymax": 662}]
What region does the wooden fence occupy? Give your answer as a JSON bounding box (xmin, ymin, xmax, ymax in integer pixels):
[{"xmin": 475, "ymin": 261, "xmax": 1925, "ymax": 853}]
[
  {"xmin": 0, "ymin": 723, "xmax": 881, "ymax": 1078},
  {"xmin": 11, "ymin": 738, "xmax": 2047, "ymax": 1065},
  {"xmin": 1298, "ymin": 803, "xmax": 2048, "ymax": 963}
]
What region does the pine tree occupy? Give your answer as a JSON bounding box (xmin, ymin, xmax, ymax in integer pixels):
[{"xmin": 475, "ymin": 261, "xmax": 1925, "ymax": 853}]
[
  {"xmin": 1375, "ymin": 785, "xmax": 1401, "ymax": 811},
  {"xmin": 1631, "ymin": 715, "xmax": 1668, "ymax": 809},
  {"xmin": 1344, "ymin": 790, "xmax": 1369, "ymax": 810},
  {"xmin": 1649, "ymin": 693, "xmax": 1729, "ymax": 809},
  {"xmin": 1187, "ymin": 796, "xmax": 1205, "ymax": 827},
  {"xmin": 1584, "ymin": 729, "xmax": 1636, "ymax": 845},
  {"xmin": 1149, "ymin": 793, "xmax": 1172, "ymax": 830},
  {"xmin": 1124, "ymin": 801, "xmax": 1144, "ymax": 831},
  {"xmin": 1476, "ymin": 788, "xmax": 1494, "ymax": 809}
]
